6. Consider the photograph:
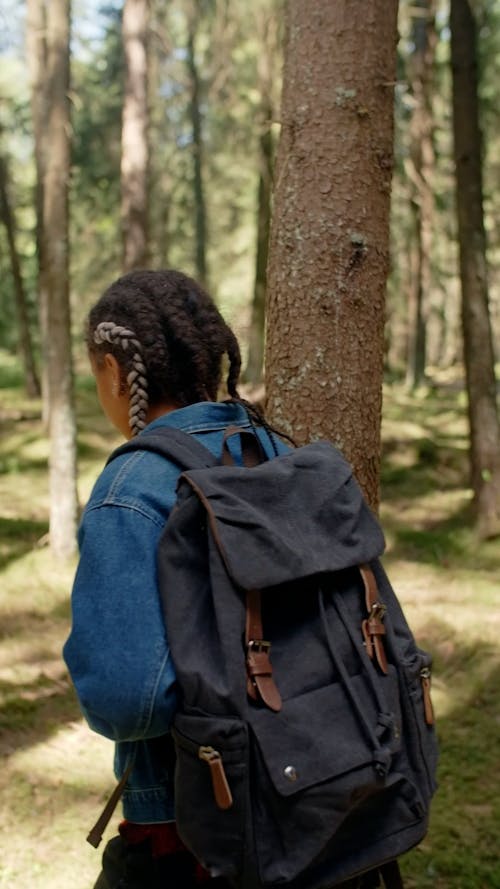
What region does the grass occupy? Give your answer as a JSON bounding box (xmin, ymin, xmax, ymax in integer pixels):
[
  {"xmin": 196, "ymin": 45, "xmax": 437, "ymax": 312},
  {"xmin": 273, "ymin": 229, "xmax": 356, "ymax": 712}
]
[{"xmin": 0, "ymin": 355, "xmax": 499, "ymax": 888}]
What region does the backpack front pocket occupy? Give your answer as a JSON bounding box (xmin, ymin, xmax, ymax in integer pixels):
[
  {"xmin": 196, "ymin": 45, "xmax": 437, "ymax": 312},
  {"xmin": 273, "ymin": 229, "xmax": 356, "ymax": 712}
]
[
  {"xmin": 248, "ymin": 673, "xmax": 423, "ymax": 885},
  {"xmin": 172, "ymin": 712, "xmax": 248, "ymax": 878}
]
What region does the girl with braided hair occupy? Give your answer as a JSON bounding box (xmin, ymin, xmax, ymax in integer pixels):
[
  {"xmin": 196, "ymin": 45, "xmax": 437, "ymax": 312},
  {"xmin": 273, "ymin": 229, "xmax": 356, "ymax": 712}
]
[{"xmin": 64, "ymin": 270, "xmax": 286, "ymax": 889}]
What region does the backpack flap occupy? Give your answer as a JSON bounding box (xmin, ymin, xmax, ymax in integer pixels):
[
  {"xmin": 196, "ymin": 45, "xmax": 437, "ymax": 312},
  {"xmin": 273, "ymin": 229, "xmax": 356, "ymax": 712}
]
[{"xmin": 181, "ymin": 440, "xmax": 385, "ymax": 589}]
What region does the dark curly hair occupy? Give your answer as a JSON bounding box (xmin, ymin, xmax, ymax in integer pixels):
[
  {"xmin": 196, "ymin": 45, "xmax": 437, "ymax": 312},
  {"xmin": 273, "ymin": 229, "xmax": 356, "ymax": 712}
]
[{"xmin": 87, "ymin": 269, "xmax": 242, "ymax": 432}]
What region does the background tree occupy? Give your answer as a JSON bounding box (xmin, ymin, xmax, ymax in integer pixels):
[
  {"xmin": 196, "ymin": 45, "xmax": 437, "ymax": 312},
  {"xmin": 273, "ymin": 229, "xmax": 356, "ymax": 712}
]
[
  {"xmin": 186, "ymin": 0, "xmax": 208, "ymax": 286},
  {"xmin": 404, "ymin": 0, "xmax": 437, "ymax": 389},
  {"xmin": 26, "ymin": 0, "xmax": 49, "ymax": 412},
  {"xmin": 244, "ymin": 8, "xmax": 280, "ymax": 384},
  {"xmin": 265, "ymin": 0, "xmax": 399, "ymax": 510},
  {"xmin": 27, "ymin": 0, "xmax": 77, "ymax": 558},
  {"xmin": 0, "ymin": 146, "xmax": 40, "ymax": 397},
  {"xmin": 450, "ymin": 0, "xmax": 500, "ymax": 538},
  {"xmin": 121, "ymin": 0, "xmax": 150, "ymax": 271}
]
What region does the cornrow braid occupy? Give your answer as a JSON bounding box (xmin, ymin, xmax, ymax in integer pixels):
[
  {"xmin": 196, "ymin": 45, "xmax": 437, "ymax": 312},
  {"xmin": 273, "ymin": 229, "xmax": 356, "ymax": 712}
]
[{"xmin": 93, "ymin": 321, "xmax": 149, "ymax": 436}]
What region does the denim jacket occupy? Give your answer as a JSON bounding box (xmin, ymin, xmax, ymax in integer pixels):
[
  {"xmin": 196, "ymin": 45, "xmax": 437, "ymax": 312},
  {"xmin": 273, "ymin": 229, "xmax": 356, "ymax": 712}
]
[{"xmin": 64, "ymin": 401, "xmax": 284, "ymax": 823}]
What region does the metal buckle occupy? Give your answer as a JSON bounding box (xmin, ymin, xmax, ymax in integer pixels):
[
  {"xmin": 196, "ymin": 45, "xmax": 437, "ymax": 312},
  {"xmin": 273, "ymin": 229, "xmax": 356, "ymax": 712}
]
[
  {"xmin": 369, "ymin": 602, "xmax": 386, "ymax": 621},
  {"xmin": 247, "ymin": 639, "xmax": 271, "ymax": 653}
]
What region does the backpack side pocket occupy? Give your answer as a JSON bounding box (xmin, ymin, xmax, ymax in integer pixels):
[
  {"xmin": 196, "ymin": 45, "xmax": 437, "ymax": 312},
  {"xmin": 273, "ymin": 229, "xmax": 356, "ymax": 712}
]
[
  {"xmin": 400, "ymin": 649, "xmax": 439, "ymax": 797},
  {"xmin": 172, "ymin": 713, "xmax": 248, "ymax": 879}
]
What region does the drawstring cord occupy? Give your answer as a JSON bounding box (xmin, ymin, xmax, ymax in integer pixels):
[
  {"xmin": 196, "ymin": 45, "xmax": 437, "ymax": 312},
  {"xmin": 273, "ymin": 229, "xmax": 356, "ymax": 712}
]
[
  {"xmin": 318, "ymin": 588, "xmax": 391, "ymax": 776},
  {"xmin": 332, "ymin": 591, "xmax": 388, "ymax": 718}
]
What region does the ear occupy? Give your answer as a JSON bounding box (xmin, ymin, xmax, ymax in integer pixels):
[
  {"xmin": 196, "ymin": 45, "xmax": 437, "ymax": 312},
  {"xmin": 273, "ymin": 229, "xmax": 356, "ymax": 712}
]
[{"xmin": 103, "ymin": 352, "xmax": 123, "ymax": 398}]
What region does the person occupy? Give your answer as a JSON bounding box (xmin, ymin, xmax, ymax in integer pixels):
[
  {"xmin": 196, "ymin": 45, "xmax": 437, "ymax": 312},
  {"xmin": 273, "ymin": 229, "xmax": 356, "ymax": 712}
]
[{"xmin": 63, "ymin": 269, "xmax": 287, "ymax": 889}]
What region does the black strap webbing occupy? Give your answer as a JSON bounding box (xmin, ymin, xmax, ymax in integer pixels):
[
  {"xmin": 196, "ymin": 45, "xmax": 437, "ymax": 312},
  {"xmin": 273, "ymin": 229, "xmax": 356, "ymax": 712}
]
[{"xmin": 380, "ymin": 860, "xmax": 404, "ymax": 889}]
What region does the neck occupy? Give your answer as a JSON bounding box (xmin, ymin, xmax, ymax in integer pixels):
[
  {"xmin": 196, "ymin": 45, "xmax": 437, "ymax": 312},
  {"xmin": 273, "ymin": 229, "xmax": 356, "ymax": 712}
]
[{"xmin": 145, "ymin": 401, "xmax": 181, "ymax": 424}]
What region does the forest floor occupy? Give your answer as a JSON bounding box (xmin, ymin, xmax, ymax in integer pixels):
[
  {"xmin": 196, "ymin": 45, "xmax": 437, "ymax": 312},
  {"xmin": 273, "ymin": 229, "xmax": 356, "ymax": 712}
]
[{"xmin": 0, "ymin": 353, "xmax": 499, "ymax": 889}]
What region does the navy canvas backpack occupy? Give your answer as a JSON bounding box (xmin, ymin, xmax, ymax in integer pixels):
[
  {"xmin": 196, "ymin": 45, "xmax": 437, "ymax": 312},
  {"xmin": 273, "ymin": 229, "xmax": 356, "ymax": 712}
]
[{"xmin": 104, "ymin": 425, "xmax": 439, "ymax": 889}]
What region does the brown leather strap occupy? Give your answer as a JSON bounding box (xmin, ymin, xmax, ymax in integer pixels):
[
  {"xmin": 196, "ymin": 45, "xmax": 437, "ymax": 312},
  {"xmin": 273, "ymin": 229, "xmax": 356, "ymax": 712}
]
[
  {"xmin": 360, "ymin": 565, "xmax": 388, "ymax": 675},
  {"xmin": 86, "ymin": 760, "xmax": 134, "ymax": 848},
  {"xmin": 245, "ymin": 589, "xmax": 282, "ymax": 712},
  {"xmin": 245, "ymin": 588, "xmax": 264, "ymax": 643},
  {"xmin": 221, "ymin": 426, "xmax": 265, "ymax": 468}
]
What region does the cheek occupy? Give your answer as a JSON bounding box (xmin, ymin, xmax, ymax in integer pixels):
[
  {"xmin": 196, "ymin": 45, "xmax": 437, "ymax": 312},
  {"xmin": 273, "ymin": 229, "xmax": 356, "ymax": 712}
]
[
  {"xmin": 93, "ymin": 371, "xmax": 114, "ymax": 419},
  {"xmin": 94, "ymin": 375, "xmax": 107, "ymax": 408}
]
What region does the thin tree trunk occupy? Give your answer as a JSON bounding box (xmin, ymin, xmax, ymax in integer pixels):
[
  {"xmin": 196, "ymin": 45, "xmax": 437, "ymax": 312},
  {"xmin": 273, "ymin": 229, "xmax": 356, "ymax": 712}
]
[
  {"xmin": 405, "ymin": 0, "xmax": 437, "ymax": 389},
  {"xmin": 44, "ymin": 0, "xmax": 78, "ymax": 558},
  {"xmin": 147, "ymin": 2, "xmax": 171, "ymax": 268},
  {"xmin": 450, "ymin": 0, "xmax": 500, "ymax": 538},
  {"xmin": 244, "ymin": 11, "xmax": 279, "ymax": 385},
  {"xmin": 244, "ymin": 105, "xmax": 273, "ymax": 385},
  {"xmin": 0, "ymin": 150, "xmax": 40, "ymax": 398},
  {"xmin": 26, "ymin": 0, "xmax": 49, "ymax": 418},
  {"xmin": 265, "ymin": 0, "xmax": 398, "ymax": 511},
  {"xmin": 186, "ymin": 15, "xmax": 207, "ymax": 286},
  {"xmin": 121, "ymin": 0, "xmax": 150, "ymax": 271}
]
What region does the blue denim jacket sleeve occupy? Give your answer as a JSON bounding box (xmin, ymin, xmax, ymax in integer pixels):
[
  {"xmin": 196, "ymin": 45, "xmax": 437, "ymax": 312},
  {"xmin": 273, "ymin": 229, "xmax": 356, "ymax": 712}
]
[{"xmin": 64, "ymin": 500, "xmax": 178, "ymax": 741}]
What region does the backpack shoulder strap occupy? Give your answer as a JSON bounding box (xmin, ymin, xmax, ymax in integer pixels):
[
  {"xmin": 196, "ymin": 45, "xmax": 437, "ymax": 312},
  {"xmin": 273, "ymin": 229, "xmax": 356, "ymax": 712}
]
[{"xmin": 106, "ymin": 427, "xmax": 218, "ymax": 471}]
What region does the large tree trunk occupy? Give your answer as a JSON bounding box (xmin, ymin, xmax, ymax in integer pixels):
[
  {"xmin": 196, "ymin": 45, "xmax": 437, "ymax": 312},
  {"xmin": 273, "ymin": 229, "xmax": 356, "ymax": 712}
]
[
  {"xmin": 450, "ymin": 0, "xmax": 500, "ymax": 538},
  {"xmin": 121, "ymin": 0, "xmax": 150, "ymax": 272},
  {"xmin": 405, "ymin": 0, "xmax": 437, "ymax": 389},
  {"xmin": 43, "ymin": 0, "xmax": 78, "ymax": 558},
  {"xmin": 0, "ymin": 150, "xmax": 40, "ymax": 398},
  {"xmin": 265, "ymin": 0, "xmax": 398, "ymax": 511},
  {"xmin": 186, "ymin": 12, "xmax": 208, "ymax": 286}
]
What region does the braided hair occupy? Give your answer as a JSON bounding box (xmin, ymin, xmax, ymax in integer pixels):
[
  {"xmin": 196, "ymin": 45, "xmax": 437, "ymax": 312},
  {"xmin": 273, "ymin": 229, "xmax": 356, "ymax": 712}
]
[{"xmin": 87, "ymin": 269, "xmax": 242, "ymax": 436}]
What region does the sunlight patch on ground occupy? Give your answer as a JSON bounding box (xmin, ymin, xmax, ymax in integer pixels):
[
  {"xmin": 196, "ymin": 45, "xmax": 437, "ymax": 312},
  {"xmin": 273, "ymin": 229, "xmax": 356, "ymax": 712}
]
[
  {"xmin": 10, "ymin": 719, "xmax": 111, "ymax": 790},
  {"xmin": 0, "ymin": 722, "xmax": 114, "ymax": 889},
  {"xmin": 382, "ymin": 488, "xmax": 472, "ymax": 531}
]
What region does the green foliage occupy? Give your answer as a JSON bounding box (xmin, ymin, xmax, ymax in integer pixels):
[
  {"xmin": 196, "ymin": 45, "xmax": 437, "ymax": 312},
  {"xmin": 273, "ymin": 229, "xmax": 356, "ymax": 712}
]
[
  {"xmin": 1, "ymin": 0, "xmax": 499, "ymax": 377},
  {"xmin": 0, "ymin": 49, "xmax": 38, "ymax": 354},
  {"xmin": 70, "ymin": 4, "xmax": 124, "ymax": 317}
]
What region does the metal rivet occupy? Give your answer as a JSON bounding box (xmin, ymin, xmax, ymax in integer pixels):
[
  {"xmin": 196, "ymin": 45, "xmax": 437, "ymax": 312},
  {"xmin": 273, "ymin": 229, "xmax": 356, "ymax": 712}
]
[{"xmin": 284, "ymin": 765, "xmax": 298, "ymax": 782}]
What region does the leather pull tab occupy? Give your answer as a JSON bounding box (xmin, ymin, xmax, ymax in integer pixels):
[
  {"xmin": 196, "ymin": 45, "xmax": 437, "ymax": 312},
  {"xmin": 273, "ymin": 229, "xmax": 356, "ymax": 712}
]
[
  {"xmin": 86, "ymin": 761, "xmax": 134, "ymax": 848},
  {"xmin": 199, "ymin": 746, "xmax": 233, "ymax": 810},
  {"xmin": 420, "ymin": 668, "xmax": 435, "ymax": 726}
]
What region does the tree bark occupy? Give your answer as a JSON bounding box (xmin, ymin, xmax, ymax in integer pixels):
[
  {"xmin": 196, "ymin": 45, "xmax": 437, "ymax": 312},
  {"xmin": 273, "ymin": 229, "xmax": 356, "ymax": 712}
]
[
  {"xmin": 0, "ymin": 150, "xmax": 40, "ymax": 398},
  {"xmin": 450, "ymin": 0, "xmax": 500, "ymax": 538},
  {"xmin": 43, "ymin": 0, "xmax": 78, "ymax": 558},
  {"xmin": 121, "ymin": 0, "xmax": 150, "ymax": 271},
  {"xmin": 265, "ymin": 0, "xmax": 398, "ymax": 511}
]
